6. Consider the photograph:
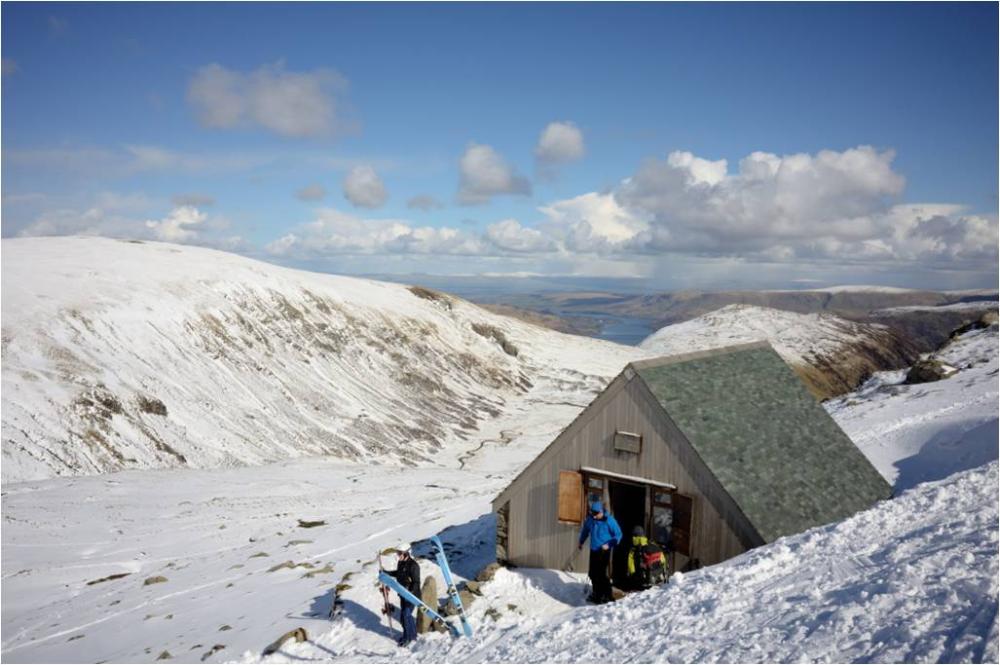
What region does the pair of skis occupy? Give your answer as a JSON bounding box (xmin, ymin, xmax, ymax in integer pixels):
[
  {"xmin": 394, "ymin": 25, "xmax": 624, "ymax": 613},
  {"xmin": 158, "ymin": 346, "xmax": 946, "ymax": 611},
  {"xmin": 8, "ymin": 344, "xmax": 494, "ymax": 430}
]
[
  {"xmin": 375, "ymin": 537, "xmax": 474, "ymax": 639},
  {"xmin": 376, "ymin": 551, "xmax": 395, "ymax": 630},
  {"xmin": 430, "ymin": 536, "xmax": 474, "ymax": 639},
  {"xmin": 377, "ymin": 571, "xmax": 460, "ymax": 638}
]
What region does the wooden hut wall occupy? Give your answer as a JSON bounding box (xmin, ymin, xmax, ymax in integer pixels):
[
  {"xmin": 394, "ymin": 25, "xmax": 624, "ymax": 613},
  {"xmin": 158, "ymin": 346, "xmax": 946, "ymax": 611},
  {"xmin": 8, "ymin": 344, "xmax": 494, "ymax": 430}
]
[{"xmin": 497, "ymin": 373, "xmax": 757, "ymax": 571}]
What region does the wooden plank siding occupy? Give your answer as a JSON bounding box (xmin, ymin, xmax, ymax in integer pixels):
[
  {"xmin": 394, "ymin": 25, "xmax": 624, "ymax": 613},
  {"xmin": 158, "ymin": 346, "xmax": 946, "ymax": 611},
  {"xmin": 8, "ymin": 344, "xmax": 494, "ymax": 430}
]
[{"xmin": 493, "ymin": 368, "xmax": 764, "ymax": 573}]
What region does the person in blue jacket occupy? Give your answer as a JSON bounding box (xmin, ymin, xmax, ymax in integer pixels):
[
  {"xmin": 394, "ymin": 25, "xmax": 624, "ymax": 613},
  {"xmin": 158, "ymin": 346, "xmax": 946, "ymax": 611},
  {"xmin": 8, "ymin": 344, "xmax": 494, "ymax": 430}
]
[{"xmin": 577, "ymin": 500, "xmax": 622, "ymax": 603}]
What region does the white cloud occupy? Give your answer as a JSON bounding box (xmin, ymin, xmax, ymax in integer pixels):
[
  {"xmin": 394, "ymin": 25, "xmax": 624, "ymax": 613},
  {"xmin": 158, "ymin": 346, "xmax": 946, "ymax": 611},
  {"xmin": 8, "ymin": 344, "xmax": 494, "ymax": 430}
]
[
  {"xmin": 9, "ymin": 194, "xmax": 250, "ymax": 252},
  {"xmin": 616, "ymin": 146, "xmax": 909, "ymax": 255},
  {"xmin": 187, "ymin": 62, "xmax": 349, "ymax": 138},
  {"xmin": 457, "ymin": 143, "xmax": 531, "ymax": 204},
  {"xmin": 266, "ymin": 208, "xmax": 482, "ymax": 257},
  {"xmin": 597, "ymin": 146, "xmax": 997, "ymax": 270},
  {"xmin": 144, "ymin": 206, "xmax": 207, "ymax": 243},
  {"xmin": 539, "ymin": 192, "xmax": 648, "ymax": 252},
  {"xmin": 407, "ymin": 194, "xmax": 444, "ymax": 211},
  {"xmin": 15, "ymin": 192, "xmax": 152, "ymax": 238},
  {"xmin": 665, "ymin": 151, "xmax": 727, "ymax": 186},
  {"xmin": 535, "ymin": 121, "xmax": 585, "ymax": 164},
  {"xmin": 485, "ymin": 219, "xmax": 557, "ymax": 253},
  {"xmin": 342, "ymin": 165, "xmax": 388, "ymax": 209},
  {"xmin": 296, "ymin": 183, "xmax": 327, "ymax": 202}
]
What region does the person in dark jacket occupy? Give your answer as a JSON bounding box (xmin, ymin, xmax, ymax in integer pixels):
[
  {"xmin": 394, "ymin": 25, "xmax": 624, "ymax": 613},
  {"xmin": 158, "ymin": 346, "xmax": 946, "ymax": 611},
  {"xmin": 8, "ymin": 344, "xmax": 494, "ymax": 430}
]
[
  {"xmin": 387, "ymin": 542, "xmax": 421, "ymax": 646},
  {"xmin": 577, "ymin": 501, "xmax": 622, "ymax": 603}
]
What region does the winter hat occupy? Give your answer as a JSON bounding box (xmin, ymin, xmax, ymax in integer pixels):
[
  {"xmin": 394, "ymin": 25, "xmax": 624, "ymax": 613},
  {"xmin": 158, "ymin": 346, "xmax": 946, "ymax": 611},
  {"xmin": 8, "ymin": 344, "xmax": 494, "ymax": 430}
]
[
  {"xmin": 590, "ymin": 501, "xmax": 604, "ymax": 514},
  {"xmin": 632, "ymin": 525, "xmax": 645, "ymax": 537},
  {"xmin": 395, "ymin": 541, "xmax": 411, "ymax": 554}
]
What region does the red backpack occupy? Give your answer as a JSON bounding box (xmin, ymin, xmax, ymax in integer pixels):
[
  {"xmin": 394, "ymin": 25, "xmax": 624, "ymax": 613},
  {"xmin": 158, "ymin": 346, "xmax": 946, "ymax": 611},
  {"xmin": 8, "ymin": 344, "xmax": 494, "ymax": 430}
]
[{"xmin": 633, "ymin": 543, "xmax": 666, "ymax": 588}]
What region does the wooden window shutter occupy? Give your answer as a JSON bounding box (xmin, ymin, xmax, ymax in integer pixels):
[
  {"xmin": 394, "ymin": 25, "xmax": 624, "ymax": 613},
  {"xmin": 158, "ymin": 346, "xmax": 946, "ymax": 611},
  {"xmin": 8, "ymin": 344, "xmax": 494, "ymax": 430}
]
[
  {"xmin": 671, "ymin": 494, "xmax": 693, "ymax": 556},
  {"xmin": 557, "ymin": 470, "xmax": 584, "ymax": 524}
]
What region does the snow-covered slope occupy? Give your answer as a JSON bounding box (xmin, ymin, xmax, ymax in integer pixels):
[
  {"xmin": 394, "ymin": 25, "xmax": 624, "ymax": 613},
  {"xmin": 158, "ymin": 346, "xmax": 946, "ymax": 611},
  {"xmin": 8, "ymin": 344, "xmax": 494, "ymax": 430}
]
[
  {"xmin": 3, "ymin": 277, "xmax": 997, "ymax": 664},
  {"xmin": 275, "ymin": 462, "xmax": 997, "ymax": 664},
  {"xmin": 827, "ymin": 324, "xmax": 999, "ymax": 491},
  {"xmin": 1, "ymin": 236, "xmax": 642, "ymax": 482},
  {"xmin": 250, "ymin": 322, "xmax": 999, "ymax": 663},
  {"xmin": 640, "ymin": 304, "xmax": 915, "ymax": 399}
]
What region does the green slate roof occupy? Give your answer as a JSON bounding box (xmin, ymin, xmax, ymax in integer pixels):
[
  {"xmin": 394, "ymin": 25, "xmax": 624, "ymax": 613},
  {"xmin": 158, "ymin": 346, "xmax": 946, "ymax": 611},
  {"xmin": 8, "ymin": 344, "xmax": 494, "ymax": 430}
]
[{"xmin": 633, "ymin": 342, "xmax": 893, "ymax": 543}]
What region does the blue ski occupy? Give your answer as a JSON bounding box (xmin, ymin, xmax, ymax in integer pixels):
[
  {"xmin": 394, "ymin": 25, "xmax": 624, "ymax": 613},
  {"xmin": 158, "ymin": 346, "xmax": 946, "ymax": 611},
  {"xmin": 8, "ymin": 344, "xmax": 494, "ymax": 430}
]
[
  {"xmin": 431, "ymin": 536, "xmax": 474, "ymax": 638},
  {"xmin": 377, "ymin": 571, "xmax": 460, "ymax": 638}
]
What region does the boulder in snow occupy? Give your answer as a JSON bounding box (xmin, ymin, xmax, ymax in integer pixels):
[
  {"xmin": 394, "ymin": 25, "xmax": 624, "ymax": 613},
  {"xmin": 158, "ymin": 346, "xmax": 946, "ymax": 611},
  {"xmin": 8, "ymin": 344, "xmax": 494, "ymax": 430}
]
[{"xmin": 904, "ymin": 359, "xmax": 958, "ymax": 384}]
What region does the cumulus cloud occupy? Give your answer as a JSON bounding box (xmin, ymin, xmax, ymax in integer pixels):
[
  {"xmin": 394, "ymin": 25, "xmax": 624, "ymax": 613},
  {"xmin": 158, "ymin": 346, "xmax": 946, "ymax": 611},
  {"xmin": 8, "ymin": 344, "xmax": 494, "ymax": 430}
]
[
  {"xmin": 458, "ymin": 143, "xmax": 531, "ymax": 204},
  {"xmin": 407, "ymin": 194, "xmax": 444, "ymax": 211},
  {"xmin": 616, "ymin": 146, "xmax": 909, "ymax": 254},
  {"xmin": 342, "ymin": 165, "xmax": 388, "ymax": 209},
  {"xmin": 266, "ymin": 208, "xmax": 482, "ymax": 257},
  {"xmin": 535, "ymin": 121, "xmax": 585, "ymax": 164},
  {"xmin": 187, "ymin": 62, "xmax": 349, "ymax": 138},
  {"xmin": 602, "ymin": 146, "xmax": 997, "ymax": 269},
  {"xmin": 296, "ymin": 183, "xmax": 327, "ymax": 202},
  {"xmin": 539, "ymin": 192, "xmax": 648, "ymax": 252},
  {"xmin": 14, "ymin": 192, "xmax": 153, "ymax": 238},
  {"xmin": 145, "ymin": 206, "xmax": 207, "ymax": 243},
  {"xmin": 485, "ymin": 219, "xmax": 558, "ymax": 253},
  {"xmin": 252, "ymin": 144, "xmax": 994, "ymax": 279},
  {"xmin": 171, "ymin": 192, "xmax": 215, "ymax": 207}
]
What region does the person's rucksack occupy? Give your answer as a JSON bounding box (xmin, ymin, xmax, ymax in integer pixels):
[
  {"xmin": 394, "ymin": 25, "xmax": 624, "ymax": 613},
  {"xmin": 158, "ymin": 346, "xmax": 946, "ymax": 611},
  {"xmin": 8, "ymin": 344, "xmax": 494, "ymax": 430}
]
[{"xmin": 632, "ymin": 542, "xmax": 667, "ymax": 588}]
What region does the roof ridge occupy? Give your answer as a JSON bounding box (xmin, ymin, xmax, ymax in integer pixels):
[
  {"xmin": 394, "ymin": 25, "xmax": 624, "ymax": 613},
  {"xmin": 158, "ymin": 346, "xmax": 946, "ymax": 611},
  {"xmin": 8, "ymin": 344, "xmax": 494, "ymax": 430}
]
[{"xmin": 630, "ymin": 340, "xmax": 773, "ymax": 370}]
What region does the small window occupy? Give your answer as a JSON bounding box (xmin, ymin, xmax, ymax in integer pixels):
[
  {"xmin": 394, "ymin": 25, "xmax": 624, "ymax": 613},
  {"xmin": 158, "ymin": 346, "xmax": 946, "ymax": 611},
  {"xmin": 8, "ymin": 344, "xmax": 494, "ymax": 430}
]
[
  {"xmin": 557, "ymin": 470, "xmax": 584, "ymax": 524},
  {"xmin": 653, "ymin": 489, "xmax": 672, "ymax": 506},
  {"xmin": 613, "ymin": 430, "xmax": 642, "ymax": 454}
]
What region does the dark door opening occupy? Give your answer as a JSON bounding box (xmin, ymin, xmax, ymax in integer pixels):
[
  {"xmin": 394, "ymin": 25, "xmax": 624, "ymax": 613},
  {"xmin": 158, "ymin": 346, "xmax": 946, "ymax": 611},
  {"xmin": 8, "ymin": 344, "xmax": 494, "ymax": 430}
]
[{"xmin": 608, "ymin": 480, "xmax": 647, "ymax": 588}]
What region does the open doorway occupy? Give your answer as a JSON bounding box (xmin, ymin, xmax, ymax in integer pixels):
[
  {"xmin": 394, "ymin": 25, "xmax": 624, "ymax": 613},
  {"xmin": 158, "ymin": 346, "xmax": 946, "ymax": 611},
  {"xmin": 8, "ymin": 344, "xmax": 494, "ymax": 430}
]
[{"xmin": 608, "ymin": 480, "xmax": 647, "ymax": 587}]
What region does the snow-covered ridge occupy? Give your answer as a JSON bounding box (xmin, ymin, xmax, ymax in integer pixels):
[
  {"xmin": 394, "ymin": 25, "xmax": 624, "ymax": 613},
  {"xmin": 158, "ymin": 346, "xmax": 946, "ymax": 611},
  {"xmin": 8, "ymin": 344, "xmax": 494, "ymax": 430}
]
[
  {"xmin": 1, "ymin": 236, "xmax": 642, "ymax": 482},
  {"xmin": 639, "ymin": 304, "xmax": 914, "ymax": 399},
  {"xmin": 827, "ymin": 324, "xmax": 999, "ymax": 491}
]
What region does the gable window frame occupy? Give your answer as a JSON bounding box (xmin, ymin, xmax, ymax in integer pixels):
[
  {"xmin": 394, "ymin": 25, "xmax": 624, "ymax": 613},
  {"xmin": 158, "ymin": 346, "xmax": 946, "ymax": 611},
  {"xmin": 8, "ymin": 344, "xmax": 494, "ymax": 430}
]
[{"xmin": 613, "ymin": 430, "xmax": 643, "ymax": 454}]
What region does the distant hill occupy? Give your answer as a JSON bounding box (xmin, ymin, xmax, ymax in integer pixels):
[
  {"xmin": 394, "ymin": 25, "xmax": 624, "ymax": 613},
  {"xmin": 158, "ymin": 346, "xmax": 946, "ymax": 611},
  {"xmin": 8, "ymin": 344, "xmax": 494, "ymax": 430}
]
[
  {"xmin": 1, "ymin": 237, "xmax": 639, "ymax": 482},
  {"xmin": 578, "ymin": 287, "xmax": 996, "ymax": 328},
  {"xmin": 640, "ymin": 305, "xmax": 921, "ymax": 400}
]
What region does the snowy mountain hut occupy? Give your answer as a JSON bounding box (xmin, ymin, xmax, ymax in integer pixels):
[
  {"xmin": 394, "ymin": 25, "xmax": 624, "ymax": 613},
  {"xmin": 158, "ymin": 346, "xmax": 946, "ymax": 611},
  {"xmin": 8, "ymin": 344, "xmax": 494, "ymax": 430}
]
[{"xmin": 491, "ymin": 341, "xmax": 892, "ymax": 580}]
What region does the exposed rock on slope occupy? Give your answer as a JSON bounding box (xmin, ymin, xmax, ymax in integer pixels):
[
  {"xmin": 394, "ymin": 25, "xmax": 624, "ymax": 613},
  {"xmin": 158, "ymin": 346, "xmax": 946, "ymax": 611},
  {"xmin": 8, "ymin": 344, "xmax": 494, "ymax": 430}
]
[
  {"xmin": 1, "ymin": 237, "xmax": 639, "ymax": 482},
  {"xmin": 640, "ymin": 304, "xmax": 919, "ymax": 400}
]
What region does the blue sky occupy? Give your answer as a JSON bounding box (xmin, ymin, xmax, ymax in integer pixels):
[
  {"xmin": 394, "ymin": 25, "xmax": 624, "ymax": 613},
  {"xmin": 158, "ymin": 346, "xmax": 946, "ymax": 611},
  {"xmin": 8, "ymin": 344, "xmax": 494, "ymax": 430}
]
[{"xmin": 3, "ymin": 2, "xmax": 997, "ymax": 289}]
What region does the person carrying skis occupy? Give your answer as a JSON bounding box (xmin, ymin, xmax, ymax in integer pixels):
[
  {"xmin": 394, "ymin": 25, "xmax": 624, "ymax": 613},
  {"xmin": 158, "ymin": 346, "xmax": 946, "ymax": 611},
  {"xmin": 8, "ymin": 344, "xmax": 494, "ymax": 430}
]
[
  {"xmin": 577, "ymin": 500, "xmax": 622, "ymax": 603},
  {"xmin": 385, "ymin": 542, "xmax": 421, "ymax": 646},
  {"xmin": 626, "ymin": 525, "xmax": 667, "ymax": 590}
]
